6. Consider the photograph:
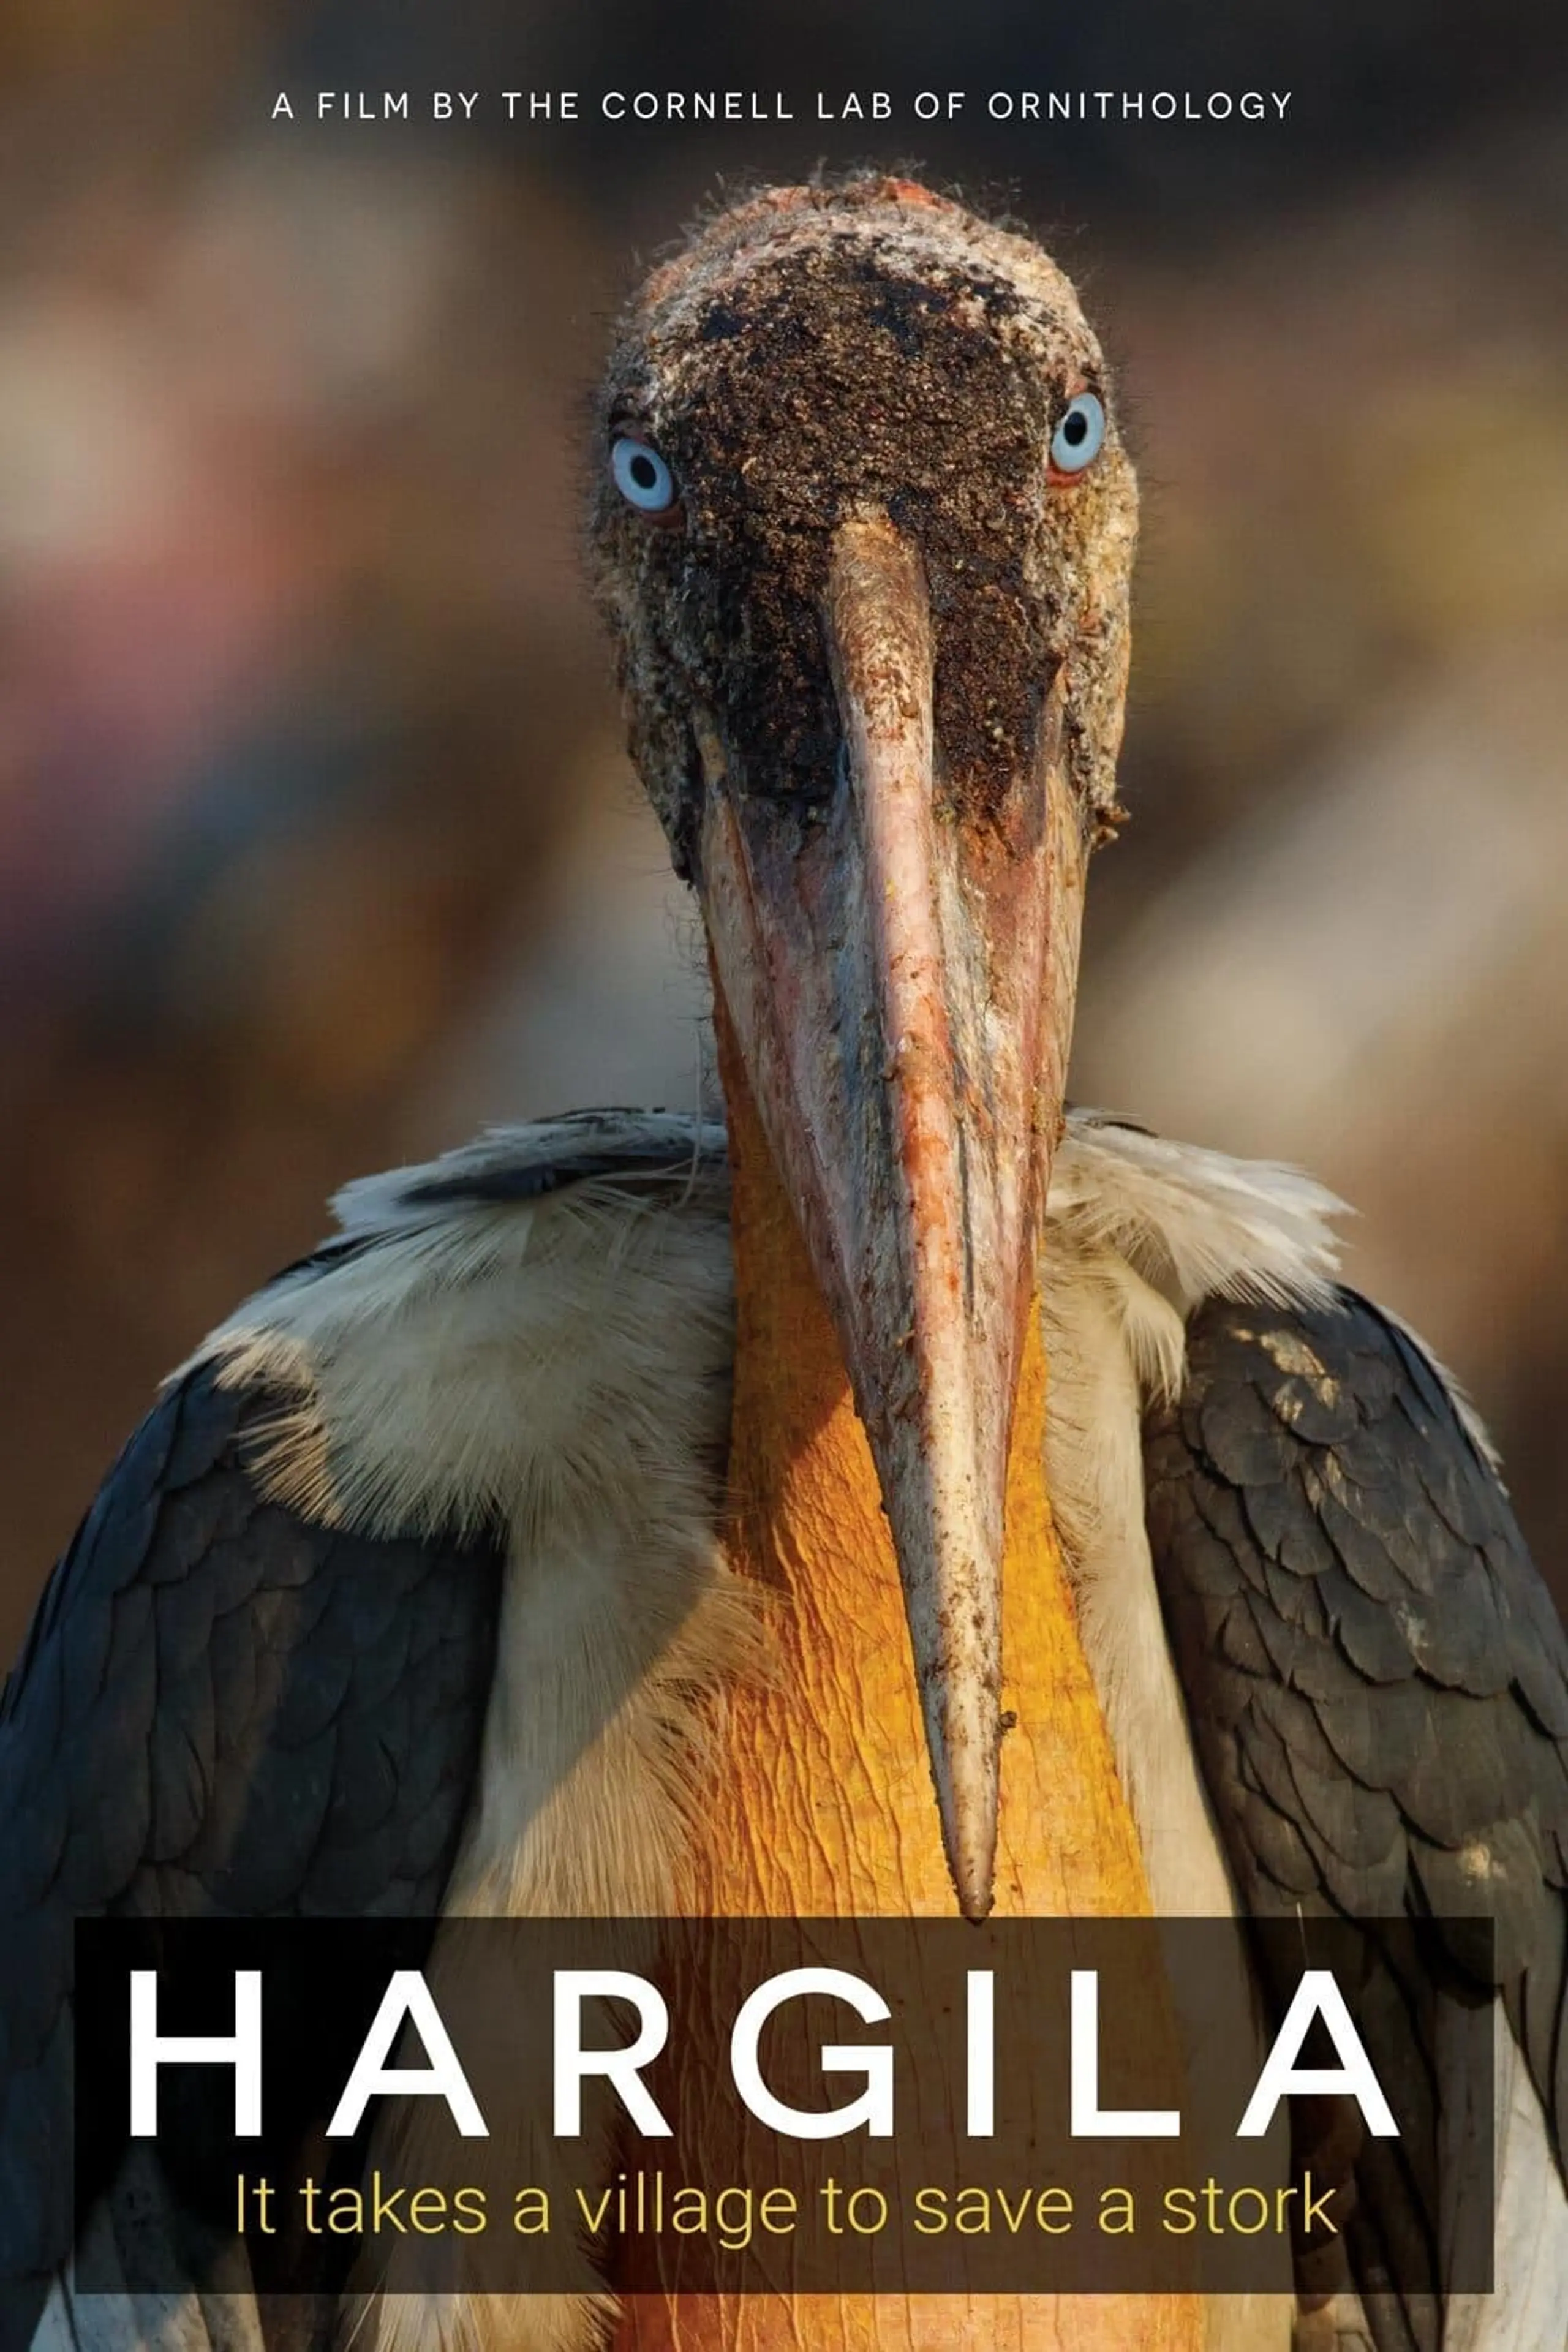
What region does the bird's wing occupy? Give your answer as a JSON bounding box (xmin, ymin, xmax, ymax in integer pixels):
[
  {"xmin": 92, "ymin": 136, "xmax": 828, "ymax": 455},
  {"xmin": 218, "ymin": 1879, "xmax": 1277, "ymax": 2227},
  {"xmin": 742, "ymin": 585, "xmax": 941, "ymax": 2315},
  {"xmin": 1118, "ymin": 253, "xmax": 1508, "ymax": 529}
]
[
  {"xmin": 0, "ymin": 1110, "xmax": 735, "ymax": 2352},
  {"xmin": 0, "ymin": 1363, "xmax": 505, "ymax": 2348},
  {"xmin": 1143, "ymin": 1289, "xmax": 1568, "ymax": 2352}
]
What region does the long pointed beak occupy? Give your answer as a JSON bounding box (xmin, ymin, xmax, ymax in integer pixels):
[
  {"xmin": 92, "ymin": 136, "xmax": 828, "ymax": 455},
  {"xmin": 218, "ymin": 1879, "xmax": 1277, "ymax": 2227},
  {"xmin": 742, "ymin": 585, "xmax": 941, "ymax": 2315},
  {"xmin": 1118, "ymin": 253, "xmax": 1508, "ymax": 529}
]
[{"xmin": 699, "ymin": 512, "xmax": 1084, "ymax": 1920}]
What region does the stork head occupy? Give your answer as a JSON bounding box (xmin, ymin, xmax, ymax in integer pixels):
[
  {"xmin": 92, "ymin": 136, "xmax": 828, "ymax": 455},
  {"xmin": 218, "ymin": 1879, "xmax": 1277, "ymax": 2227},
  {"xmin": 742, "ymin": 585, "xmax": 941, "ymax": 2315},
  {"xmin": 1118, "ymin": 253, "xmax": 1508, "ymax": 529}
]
[{"xmin": 589, "ymin": 178, "xmax": 1137, "ymax": 1920}]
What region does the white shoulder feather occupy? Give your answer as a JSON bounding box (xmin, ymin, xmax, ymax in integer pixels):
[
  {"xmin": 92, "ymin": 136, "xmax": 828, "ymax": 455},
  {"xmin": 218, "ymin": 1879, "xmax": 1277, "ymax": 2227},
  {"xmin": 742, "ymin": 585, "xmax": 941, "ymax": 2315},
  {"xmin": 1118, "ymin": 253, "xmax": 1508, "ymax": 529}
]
[{"xmin": 1051, "ymin": 1110, "xmax": 1345, "ymax": 1314}]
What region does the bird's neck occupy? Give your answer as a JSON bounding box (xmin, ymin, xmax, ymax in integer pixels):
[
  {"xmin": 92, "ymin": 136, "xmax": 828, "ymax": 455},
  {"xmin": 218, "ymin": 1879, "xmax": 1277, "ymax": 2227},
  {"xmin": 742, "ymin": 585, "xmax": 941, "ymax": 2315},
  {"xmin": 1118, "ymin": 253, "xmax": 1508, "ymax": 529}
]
[{"xmin": 609, "ymin": 995, "xmax": 1204, "ymax": 2352}]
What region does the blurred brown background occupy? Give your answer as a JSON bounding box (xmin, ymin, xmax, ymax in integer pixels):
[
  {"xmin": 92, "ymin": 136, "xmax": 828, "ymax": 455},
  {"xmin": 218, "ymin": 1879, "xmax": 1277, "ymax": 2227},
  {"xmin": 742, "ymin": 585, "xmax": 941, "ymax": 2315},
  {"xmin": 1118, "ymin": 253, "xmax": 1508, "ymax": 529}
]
[{"xmin": 2, "ymin": 1, "xmax": 1566, "ymax": 1654}]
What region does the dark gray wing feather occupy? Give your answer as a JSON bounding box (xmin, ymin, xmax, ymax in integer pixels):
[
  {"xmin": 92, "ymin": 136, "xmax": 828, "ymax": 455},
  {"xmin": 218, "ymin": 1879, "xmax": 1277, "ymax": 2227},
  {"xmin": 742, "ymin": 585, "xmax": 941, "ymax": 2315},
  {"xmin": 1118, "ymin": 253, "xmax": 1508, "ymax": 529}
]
[
  {"xmin": 0, "ymin": 1357, "xmax": 506, "ymax": 2350},
  {"xmin": 1144, "ymin": 1290, "xmax": 1568, "ymax": 2348}
]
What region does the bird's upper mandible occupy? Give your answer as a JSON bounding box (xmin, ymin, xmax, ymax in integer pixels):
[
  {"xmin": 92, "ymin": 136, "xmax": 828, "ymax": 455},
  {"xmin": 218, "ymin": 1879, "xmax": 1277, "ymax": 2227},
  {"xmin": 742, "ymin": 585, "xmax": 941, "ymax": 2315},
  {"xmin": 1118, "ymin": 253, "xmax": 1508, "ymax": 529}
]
[{"xmin": 581, "ymin": 178, "xmax": 1144, "ymax": 1921}]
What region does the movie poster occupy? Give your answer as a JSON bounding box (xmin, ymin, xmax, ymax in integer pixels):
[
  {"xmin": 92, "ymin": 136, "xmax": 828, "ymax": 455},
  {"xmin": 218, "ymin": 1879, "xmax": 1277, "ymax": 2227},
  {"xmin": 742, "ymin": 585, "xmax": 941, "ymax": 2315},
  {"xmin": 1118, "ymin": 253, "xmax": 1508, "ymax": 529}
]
[{"xmin": 2, "ymin": 7, "xmax": 1566, "ymax": 2347}]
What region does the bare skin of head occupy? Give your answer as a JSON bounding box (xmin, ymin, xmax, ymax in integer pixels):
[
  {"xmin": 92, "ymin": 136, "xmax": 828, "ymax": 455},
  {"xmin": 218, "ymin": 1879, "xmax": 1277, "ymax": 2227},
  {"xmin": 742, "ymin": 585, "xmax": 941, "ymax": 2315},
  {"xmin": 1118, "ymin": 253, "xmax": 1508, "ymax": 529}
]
[{"xmin": 590, "ymin": 176, "xmax": 1137, "ymax": 880}]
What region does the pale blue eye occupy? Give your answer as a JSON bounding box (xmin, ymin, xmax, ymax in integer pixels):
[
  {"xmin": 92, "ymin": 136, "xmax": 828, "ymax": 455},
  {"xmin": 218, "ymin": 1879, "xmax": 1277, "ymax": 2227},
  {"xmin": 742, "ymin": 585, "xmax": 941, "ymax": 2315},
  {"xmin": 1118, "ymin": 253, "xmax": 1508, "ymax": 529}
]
[
  {"xmin": 611, "ymin": 435, "xmax": 677, "ymax": 513},
  {"xmin": 1050, "ymin": 392, "xmax": 1106, "ymax": 475}
]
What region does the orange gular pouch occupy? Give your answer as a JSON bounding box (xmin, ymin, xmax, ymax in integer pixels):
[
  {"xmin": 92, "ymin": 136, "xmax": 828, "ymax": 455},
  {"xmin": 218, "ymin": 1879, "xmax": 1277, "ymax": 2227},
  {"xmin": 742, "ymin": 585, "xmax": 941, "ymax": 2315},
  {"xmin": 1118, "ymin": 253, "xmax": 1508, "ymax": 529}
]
[{"xmin": 609, "ymin": 1006, "xmax": 1206, "ymax": 2352}]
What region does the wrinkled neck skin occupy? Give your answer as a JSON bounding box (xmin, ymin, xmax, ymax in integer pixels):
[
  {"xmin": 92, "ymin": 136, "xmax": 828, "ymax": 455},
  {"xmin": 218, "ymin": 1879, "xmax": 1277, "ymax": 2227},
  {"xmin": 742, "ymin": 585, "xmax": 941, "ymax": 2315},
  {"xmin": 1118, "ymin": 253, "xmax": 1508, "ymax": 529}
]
[{"xmin": 611, "ymin": 979, "xmax": 1207, "ymax": 2352}]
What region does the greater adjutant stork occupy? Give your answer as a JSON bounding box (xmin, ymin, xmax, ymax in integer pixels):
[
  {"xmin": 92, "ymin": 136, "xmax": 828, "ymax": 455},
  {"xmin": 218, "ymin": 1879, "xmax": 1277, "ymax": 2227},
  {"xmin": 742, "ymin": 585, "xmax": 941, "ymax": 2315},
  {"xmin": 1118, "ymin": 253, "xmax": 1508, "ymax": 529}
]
[{"xmin": 4, "ymin": 177, "xmax": 1568, "ymax": 2352}]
